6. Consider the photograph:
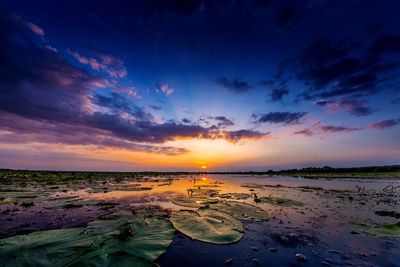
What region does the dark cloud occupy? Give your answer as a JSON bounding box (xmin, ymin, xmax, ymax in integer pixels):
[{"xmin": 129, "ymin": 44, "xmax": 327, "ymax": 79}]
[
  {"xmin": 321, "ymin": 125, "xmax": 361, "ymax": 133},
  {"xmin": 149, "ymin": 104, "xmax": 162, "ymax": 111},
  {"xmin": 222, "ymin": 129, "xmax": 268, "ymax": 143},
  {"xmin": 262, "ymin": 79, "xmax": 289, "ymax": 101},
  {"xmin": 210, "ymin": 116, "xmax": 234, "ymax": 128},
  {"xmin": 0, "ymin": 113, "xmax": 189, "ymax": 156},
  {"xmin": 316, "ymin": 98, "xmax": 374, "ymax": 116},
  {"xmin": 215, "ymin": 77, "xmax": 253, "ymax": 93},
  {"xmin": 0, "ymin": 8, "xmax": 267, "ymax": 154},
  {"xmin": 182, "ymin": 118, "xmax": 191, "ymax": 124},
  {"xmin": 293, "ymin": 129, "xmax": 313, "ymax": 136},
  {"xmin": 277, "ymin": 34, "xmax": 400, "ymax": 100},
  {"xmin": 293, "ymin": 121, "xmax": 362, "ymax": 136},
  {"xmin": 92, "ymin": 92, "xmax": 153, "ymax": 121},
  {"xmin": 251, "ymin": 111, "xmax": 307, "ymax": 124},
  {"xmin": 369, "ymin": 118, "xmax": 400, "ymax": 129}
]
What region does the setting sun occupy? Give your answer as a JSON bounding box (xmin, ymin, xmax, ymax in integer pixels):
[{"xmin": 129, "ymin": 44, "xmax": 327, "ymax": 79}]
[{"xmin": 201, "ymin": 165, "xmax": 207, "ymax": 169}]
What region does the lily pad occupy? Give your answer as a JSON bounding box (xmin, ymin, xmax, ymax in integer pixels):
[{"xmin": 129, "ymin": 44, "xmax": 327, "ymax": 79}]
[
  {"xmin": 0, "ymin": 210, "xmax": 175, "ymax": 267},
  {"xmin": 208, "ymin": 202, "xmax": 269, "ymax": 222},
  {"xmin": 350, "ymin": 221, "xmax": 400, "ymax": 237},
  {"xmin": 187, "ymin": 188, "xmax": 220, "ymax": 197},
  {"xmin": 258, "ymin": 197, "xmax": 303, "ymax": 207},
  {"xmin": 170, "ymin": 208, "xmax": 243, "ymax": 244},
  {"xmin": 171, "ymin": 196, "xmax": 217, "ymax": 208},
  {"xmin": 0, "ymin": 227, "xmax": 93, "ymax": 266},
  {"xmin": 71, "ymin": 213, "xmax": 175, "ymax": 266}
]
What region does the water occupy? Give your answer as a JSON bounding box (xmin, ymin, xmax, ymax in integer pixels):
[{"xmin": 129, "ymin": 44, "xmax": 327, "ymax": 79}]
[{"xmin": 1, "ymin": 174, "xmax": 399, "ymax": 266}]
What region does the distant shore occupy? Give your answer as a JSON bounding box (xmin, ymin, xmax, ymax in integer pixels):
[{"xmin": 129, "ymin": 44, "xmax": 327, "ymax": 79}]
[{"xmin": 0, "ymin": 164, "xmax": 399, "ymax": 181}]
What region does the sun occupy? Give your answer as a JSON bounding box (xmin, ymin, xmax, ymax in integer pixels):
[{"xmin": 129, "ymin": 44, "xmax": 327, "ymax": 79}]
[{"xmin": 200, "ymin": 165, "xmax": 207, "ymax": 169}]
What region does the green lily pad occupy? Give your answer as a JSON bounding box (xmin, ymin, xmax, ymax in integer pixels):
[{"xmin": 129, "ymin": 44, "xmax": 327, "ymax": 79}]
[
  {"xmin": 171, "ymin": 196, "xmax": 217, "ymax": 208},
  {"xmin": 258, "ymin": 197, "xmax": 303, "ymax": 207},
  {"xmin": 0, "ymin": 210, "xmax": 175, "ymax": 267},
  {"xmin": 208, "ymin": 202, "xmax": 269, "ymax": 222},
  {"xmin": 0, "ymin": 227, "xmax": 93, "ymax": 266},
  {"xmin": 71, "ymin": 213, "xmax": 175, "ymax": 266},
  {"xmin": 350, "ymin": 221, "xmax": 400, "ymax": 237},
  {"xmin": 170, "ymin": 208, "xmax": 243, "ymax": 244},
  {"xmin": 216, "ymin": 193, "xmax": 250, "ymax": 200}
]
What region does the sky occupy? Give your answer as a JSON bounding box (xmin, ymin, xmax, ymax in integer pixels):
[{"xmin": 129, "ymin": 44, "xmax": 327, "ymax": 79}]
[{"xmin": 0, "ymin": 0, "xmax": 399, "ymax": 171}]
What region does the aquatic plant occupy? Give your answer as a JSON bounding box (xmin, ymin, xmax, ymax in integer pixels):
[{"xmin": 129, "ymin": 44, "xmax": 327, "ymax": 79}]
[
  {"xmin": 0, "ymin": 210, "xmax": 175, "ymax": 267},
  {"xmin": 170, "ymin": 208, "xmax": 243, "ymax": 244}
]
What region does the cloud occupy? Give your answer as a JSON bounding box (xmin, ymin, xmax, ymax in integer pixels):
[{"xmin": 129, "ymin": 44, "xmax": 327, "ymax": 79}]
[
  {"xmin": 117, "ymin": 87, "xmax": 140, "ymax": 99},
  {"xmin": 262, "ymin": 79, "xmax": 289, "ymax": 101},
  {"xmin": 369, "ymin": 118, "xmax": 400, "ymax": 129},
  {"xmin": 149, "ymin": 105, "xmax": 162, "ymax": 111},
  {"xmin": 210, "ymin": 116, "xmax": 234, "ymax": 128},
  {"xmin": 0, "ymin": 9, "xmax": 267, "ymax": 155},
  {"xmin": 221, "ymin": 129, "xmax": 268, "ymax": 143},
  {"xmin": 251, "ymin": 111, "xmax": 307, "ymax": 124},
  {"xmin": 275, "ymin": 34, "xmax": 400, "ymax": 101},
  {"xmin": 215, "ymin": 76, "xmax": 253, "ymax": 93},
  {"xmin": 157, "ymin": 84, "xmax": 174, "ymax": 95},
  {"xmin": 0, "ymin": 113, "xmax": 189, "ymax": 156},
  {"xmin": 294, "ymin": 121, "xmax": 362, "ymax": 136},
  {"xmin": 26, "ymin": 21, "xmax": 44, "ymax": 36},
  {"xmin": 316, "ymin": 98, "xmax": 374, "ymax": 116},
  {"xmin": 68, "ymin": 49, "xmax": 127, "ymax": 78},
  {"xmin": 293, "ymin": 129, "xmax": 313, "ymax": 136},
  {"xmin": 320, "ymin": 125, "xmax": 361, "ymax": 133}
]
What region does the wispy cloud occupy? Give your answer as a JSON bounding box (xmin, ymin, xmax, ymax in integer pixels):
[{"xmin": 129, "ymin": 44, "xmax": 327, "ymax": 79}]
[
  {"xmin": 251, "ymin": 111, "xmax": 307, "ymax": 124},
  {"xmin": 316, "ymin": 98, "xmax": 374, "ymax": 116},
  {"xmin": 68, "ymin": 49, "xmax": 127, "ymax": 78},
  {"xmin": 369, "ymin": 118, "xmax": 400, "ymax": 129},
  {"xmin": 294, "ymin": 121, "xmax": 362, "ymax": 136},
  {"xmin": 157, "ymin": 84, "xmax": 174, "ymax": 96},
  {"xmin": 26, "ymin": 21, "xmax": 44, "ymax": 36}
]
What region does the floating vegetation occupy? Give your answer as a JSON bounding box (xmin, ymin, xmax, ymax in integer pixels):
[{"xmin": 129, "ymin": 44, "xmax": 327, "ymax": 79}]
[
  {"xmin": 171, "ymin": 196, "xmax": 217, "ymax": 208},
  {"xmin": 349, "ymin": 221, "xmax": 400, "ymax": 237},
  {"xmin": 0, "ymin": 209, "xmax": 175, "ymax": 267},
  {"xmin": 170, "ymin": 208, "xmax": 243, "ymax": 244},
  {"xmin": 257, "ymin": 197, "xmax": 303, "ymax": 207},
  {"xmin": 186, "ymin": 188, "xmax": 220, "ymax": 197},
  {"xmin": 208, "ymin": 202, "xmax": 269, "ymax": 222}
]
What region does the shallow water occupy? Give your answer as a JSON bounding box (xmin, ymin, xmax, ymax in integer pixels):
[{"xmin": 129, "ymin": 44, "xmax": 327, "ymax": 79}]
[{"xmin": 1, "ymin": 174, "xmax": 399, "ymax": 266}]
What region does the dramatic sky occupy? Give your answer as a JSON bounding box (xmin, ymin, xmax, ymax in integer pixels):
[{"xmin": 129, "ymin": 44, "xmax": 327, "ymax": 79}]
[{"xmin": 0, "ymin": 0, "xmax": 399, "ymax": 171}]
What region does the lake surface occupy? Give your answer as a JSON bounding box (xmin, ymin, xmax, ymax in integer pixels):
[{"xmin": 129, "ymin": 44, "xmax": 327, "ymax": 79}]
[{"xmin": 1, "ymin": 174, "xmax": 399, "ymax": 266}]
